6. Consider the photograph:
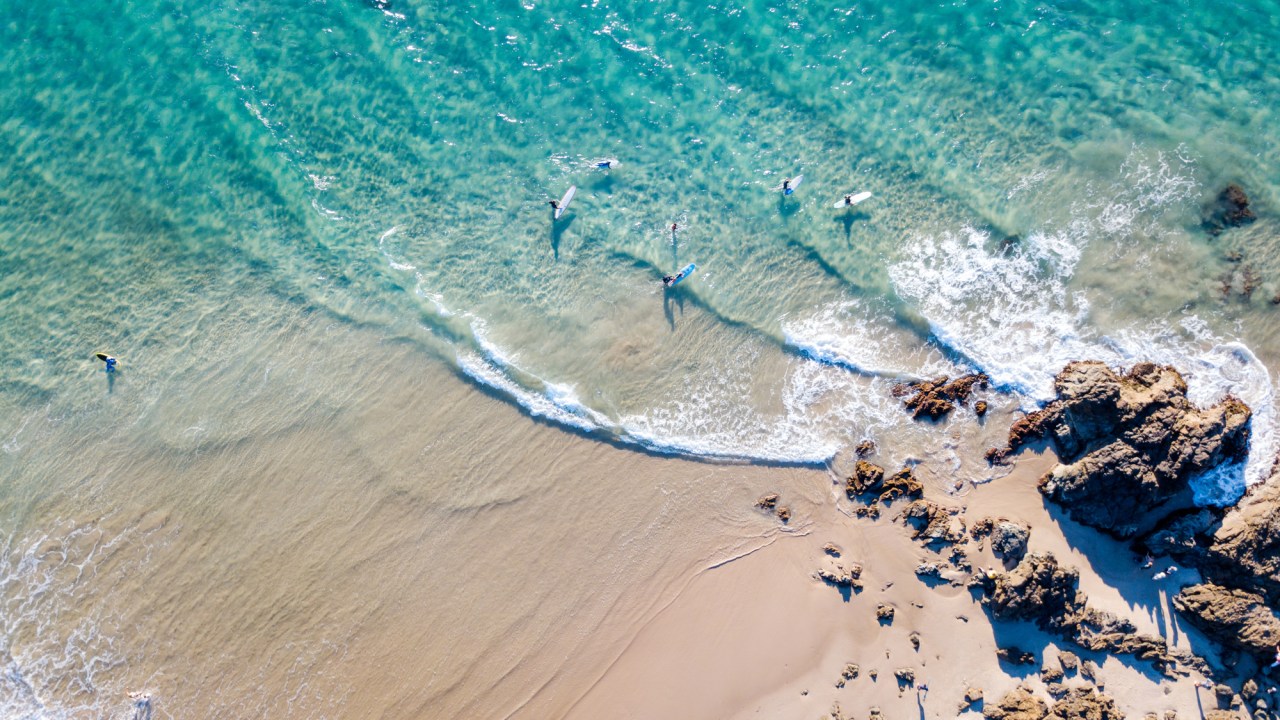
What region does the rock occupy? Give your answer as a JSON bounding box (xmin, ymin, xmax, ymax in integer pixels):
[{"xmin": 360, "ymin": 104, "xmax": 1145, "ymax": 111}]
[
  {"xmin": 986, "ymin": 552, "xmax": 1082, "ymax": 624},
  {"xmin": 972, "ymin": 517, "xmax": 996, "ymax": 539},
  {"xmin": 1204, "ymin": 184, "xmax": 1258, "ymax": 235},
  {"xmin": 880, "ymin": 467, "xmax": 924, "ymax": 503},
  {"xmin": 846, "ymin": 461, "xmax": 885, "ymax": 498},
  {"xmin": 754, "ymin": 493, "xmax": 779, "ymax": 511},
  {"xmin": 1172, "ymin": 583, "xmax": 1280, "ymax": 659},
  {"xmin": 997, "ymin": 646, "xmax": 1038, "ymax": 666},
  {"xmin": 894, "ymin": 373, "xmax": 990, "ymax": 420},
  {"xmin": 776, "ymin": 506, "xmax": 791, "ymax": 523},
  {"xmin": 1045, "ymin": 682, "xmax": 1067, "ymax": 700},
  {"xmin": 909, "ymin": 632, "xmax": 921, "ymax": 650},
  {"xmin": 994, "ymin": 362, "xmax": 1251, "ymax": 538},
  {"xmin": 876, "ymin": 604, "xmax": 895, "ymax": 624},
  {"xmin": 823, "ymin": 543, "xmax": 842, "ymax": 557},
  {"xmin": 1205, "ymin": 712, "xmax": 1236, "ymax": 720},
  {"xmin": 976, "ymin": 400, "xmax": 989, "ymax": 416},
  {"xmin": 915, "ymin": 562, "xmax": 942, "ymax": 579},
  {"xmin": 1243, "ymin": 679, "xmax": 1258, "ymax": 698},
  {"xmin": 1205, "ymin": 471, "xmax": 1280, "ymax": 604},
  {"xmin": 991, "ymin": 520, "xmax": 1031, "ymax": 564},
  {"xmin": 855, "ymin": 440, "xmax": 876, "ymax": 457},
  {"xmin": 983, "ymin": 684, "xmax": 1048, "ymax": 720},
  {"xmin": 817, "ymin": 559, "xmax": 864, "ymax": 590},
  {"xmin": 894, "ymin": 667, "xmax": 915, "ymax": 685},
  {"xmin": 1141, "ymin": 509, "xmax": 1218, "ymax": 561},
  {"xmin": 1080, "ymin": 660, "xmax": 1098, "ymax": 682},
  {"xmin": 841, "ymin": 663, "xmax": 859, "ymax": 680},
  {"xmin": 1046, "ymin": 687, "xmax": 1125, "ymax": 719},
  {"xmin": 965, "ymin": 686, "xmax": 984, "ymax": 704},
  {"xmin": 1058, "ymin": 650, "xmax": 1079, "ymax": 673},
  {"xmin": 1040, "ymin": 666, "xmax": 1064, "ymax": 684},
  {"xmin": 897, "ymin": 499, "xmax": 965, "ymax": 545}
]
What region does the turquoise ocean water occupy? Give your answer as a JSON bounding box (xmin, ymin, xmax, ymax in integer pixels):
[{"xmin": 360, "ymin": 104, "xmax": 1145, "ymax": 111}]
[{"xmin": 2, "ymin": 0, "xmax": 1280, "ymax": 715}]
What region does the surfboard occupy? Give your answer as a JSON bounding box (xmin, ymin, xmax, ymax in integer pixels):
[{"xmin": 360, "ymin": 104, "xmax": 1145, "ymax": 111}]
[
  {"xmin": 664, "ymin": 263, "xmax": 697, "ymax": 288},
  {"xmin": 594, "ymin": 158, "xmax": 619, "ymax": 169},
  {"xmin": 94, "ymin": 352, "xmax": 112, "ymax": 362},
  {"xmin": 773, "ymin": 174, "xmax": 804, "ymax": 195},
  {"xmin": 555, "ymin": 186, "xmax": 576, "ymax": 220},
  {"xmin": 833, "ymin": 191, "xmax": 873, "ymax": 209}
]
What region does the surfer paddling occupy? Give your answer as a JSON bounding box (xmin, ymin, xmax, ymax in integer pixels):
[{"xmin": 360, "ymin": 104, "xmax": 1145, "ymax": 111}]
[{"xmin": 96, "ymin": 353, "xmax": 118, "ymax": 372}]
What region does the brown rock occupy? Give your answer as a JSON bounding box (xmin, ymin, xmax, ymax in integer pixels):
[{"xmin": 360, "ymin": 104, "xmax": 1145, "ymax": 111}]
[
  {"xmin": 976, "ymin": 400, "xmax": 989, "ymax": 416},
  {"xmin": 997, "ymin": 646, "xmax": 1037, "ymax": 666},
  {"xmin": 986, "ymin": 552, "xmax": 1082, "ymax": 624},
  {"xmin": 817, "ymin": 559, "xmax": 864, "ymax": 590},
  {"xmin": 876, "ymin": 604, "xmax": 895, "ymax": 624},
  {"xmin": 776, "ymin": 506, "xmax": 791, "ymax": 523},
  {"xmin": 991, "ymin": 519, "xmax": 1031, "ymax": 564},
  {"xmin": 1040, "ymin": 666, "xmax": 1064, "ymax": 684},
  {"xmin": 880, "ymin": 467, "xmax": 924, "ymax": 504},
  {"xmin": 897, "ymin": 499, "xmax": 964, "ymax": 545},
  {"xmin": 983, "ymin": 684, "xmax": 1048, "ymax": 720},
  {"xmin": 1046, "ymin": 687, "xmax": 1125, "ymax": 719},
  {"xmin": 1205, "ymin": 471, "xmax": 1280, "ymax": 604},
  {"xmin": 909, "ymin": 632, "xmax": 921, "ymax": 650},
  {"xmin": 1204, "ymin": 184, "xmax": 1257, "ymax": 234},
  {"xmin": 1172, "ymin": 583, "xmax": 1280, "ymax": 659},
  {"xmin": 847, "ymin": 460, "xmax": 885, "ymax": 498},
  {"xmin": 895, "ymin": 373, "xmax": 990, "ymax": 420},
  {"xmin": 855, "ymin": 440, "xmax": 876, "ymax": 457},
  {"xmin": 755, "ymin": 493, "xmax": 779, "ymax": 510},
  {"xmin": 1058, "ymin": 650, "xmax": 1079, "ymax": 673}
]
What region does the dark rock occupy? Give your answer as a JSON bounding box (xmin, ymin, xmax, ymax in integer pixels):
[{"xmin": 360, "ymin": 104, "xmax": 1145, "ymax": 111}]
[
  {"xmin": 1141, "ymin": 509, "xmax": 1219, "ymax": 561},
  {"xmin": 1204, "ymin": 472, "xmax": 1280, "ymax": 604},
  {"xmin": 1047, "ymin": 687, "xmax": 1125, "ymax": 719},
  {"xmin": 991, "ymin": 520, "xmax": 1031, "ymax": 564},
  {"xmin": 910, "ymin": 631, "xmax": 921, "ymax": 650},
  {"xmin": 986, "ymin": 552, "xmax": 1082, "ymax": 624},
  {"xmin": 915, "ymin": 562, "xmax": 942, "ymax": 579},
  {"xmin": 1079, "ymin": 660, "xmax": 1097, "ymax": 682},
  {"xmin": 1204, "ymin": 184, "xmax": 1257, "ymax": 235},
  {"xmin": 983, "ymin": 684, "xmax": 1048, "ymax": 720},
  {"xmin": 894, "ymin": 667, "xmax": 915, "ymax": 685},
  {"xmin": 1172, "ymin": 583, "xmax": 1280, "ymax": 660},
  {"xmin": 1045, "ymin": 682, "xmax": 1068, "ymax": 700},
  {"xmin": 993, "ymin": 362, "xmax": 1251, "ymax": 538},
  {"xmin": 894, "ymin": 373, "xmax": 990, "ymax": 420},
  {"xmin": 855, "ymin": 440, "xmax": 876, "ymax": 457}
]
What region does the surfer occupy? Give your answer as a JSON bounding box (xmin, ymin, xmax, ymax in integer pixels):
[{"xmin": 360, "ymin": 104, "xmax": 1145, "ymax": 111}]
[
  {"xmin": 782, "ymin": 178, "xmax": 791, "ymax": 193},
  {"xmin": 671, "ymin": 223, "xmax": 678, "ymax": 233},
  {"xmin": 595, "ymin": 159, "xmax": 613, "ymax": 169},
  {"xmin": 548, "ymin": 200, "xmax": 559, "ymax": 211},
  {"xmin": 843, "ymin": 194, "xmax": 853, "ymax": 206},
  {"xmin": 1271, "ymin": 644, "xmax": 1280, "ymax": 668},
  {"xmin": 98, "ymin": 353, "xmax": 118, "ymax": 372},
  {"xmin": 662, "ymin": 275, "xmax": 675, "ymax": 287}
]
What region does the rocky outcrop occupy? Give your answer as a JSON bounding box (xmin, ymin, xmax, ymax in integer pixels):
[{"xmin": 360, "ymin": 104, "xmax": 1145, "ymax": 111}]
[
  {"xmin": 1203, "ymin": 473, "xmax": 1280, "ymax": 604},
  {"xmin": 897, "ymin": 499, "xmax": 964, "ymax": 545},
  {"xmin": 991, "ymin": 362, "xmax": 1251, "ymax": 538},
  {"xmin": 986, "ymin": 552, "xmax": 1081, "ymax": 624},
  {"xmin": 984, "ymin": 685, "xmax": 1048, "ymax": 720},
  {"xmin": 894, "ymin": 373, "xmax": 990, "ymax": 420},
  {"xmin": 991, "ymin": 520, "xmax": 1031, "ymax": 564},
  {"xmin": 846, "ymin": 462, "xmax": 922, "ymax": 505},
  {"xmin": 1172, "ymin": 583, "xmax": 1280, "ymax": 661},
  {"xmin": 982, "ymin": 552, "xmax": 1189, "ymax": 675},
  {"xmin": 1046, "ymin": 687, "xmax": 1124, "ymax": 720},
  {"xmin": 817, "ymin": 558, "xmax": 863, "ymax": 591},
  {"xmin": 1203, "ymin": 184, "xmax": 1257, "ymax": 235}
]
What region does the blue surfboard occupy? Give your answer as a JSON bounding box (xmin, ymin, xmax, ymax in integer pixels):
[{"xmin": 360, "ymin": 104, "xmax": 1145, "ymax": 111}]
[{"xmin": 663, "ymin": 263, "xmax": 697, "ymax": 288}]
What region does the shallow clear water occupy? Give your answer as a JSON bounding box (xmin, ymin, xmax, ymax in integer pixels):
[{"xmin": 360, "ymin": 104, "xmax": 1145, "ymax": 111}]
[{"xmin": 3, "ymin": 0, "xmax": 1280, "ymax": 715}]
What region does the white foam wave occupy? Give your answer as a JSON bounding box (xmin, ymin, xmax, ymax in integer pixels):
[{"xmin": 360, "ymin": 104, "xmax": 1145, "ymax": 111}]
[{"xmin": 781, "ymin": 300, "xmax": 958, "ymax": 381}]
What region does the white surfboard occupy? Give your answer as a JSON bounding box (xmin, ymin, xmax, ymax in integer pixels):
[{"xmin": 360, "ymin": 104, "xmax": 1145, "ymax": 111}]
[
  {"xmin": 772, "ymin": 174, "xmax": 804, "ymax": 195},
  {"xmin": 555, "ymin": 186, "xmax": 576, "ymax": 219},
  {"xmin": 833, "ymin": 191, "xmax": 873, "ymax": 209}
]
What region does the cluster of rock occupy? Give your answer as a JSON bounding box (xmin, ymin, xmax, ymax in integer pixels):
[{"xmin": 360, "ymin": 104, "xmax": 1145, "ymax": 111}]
[
  {"xmin": 983, "ymin": 684, "xmax": 1123, "ymax": 720},
  {"xmin": 988, "ymin": 360, "xmax": 1251, "ymax": 539},
  {"xmin": 892, "ymin": 373, "xmax": 990, "ymax": 420},
  {"xmin": 975, "ymin": 551, "xmax": 1198, "ymax": 677},
  {"xmin": 1204, "ymin": 183, "xmax": 1257, "ymax": 236}
]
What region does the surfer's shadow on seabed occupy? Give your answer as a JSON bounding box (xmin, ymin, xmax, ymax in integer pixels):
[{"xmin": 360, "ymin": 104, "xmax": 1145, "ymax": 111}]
[
  {"xmin": 834, "ymin": 210, "xmax": 872, "ymax": 242},
  {"xmin": 549, "ymin": 214, "xmax": 576, "ymax": 261},
  {"xmin": 662, "ymin": 287, "xmax": 686, "ymax": 331},
  {"xmin": 777, "ymin": 194, "xmax": 802, "ymax": 218}
]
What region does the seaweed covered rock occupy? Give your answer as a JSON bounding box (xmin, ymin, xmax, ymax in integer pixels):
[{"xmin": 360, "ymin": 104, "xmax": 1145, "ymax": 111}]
[
  {"xmin": 984, "ymin": 684, "xmax": 1048, "ymax": 720},
  {"xmin": 993, "ymin": 362, "xmax": 1251, "ymax": 538},
  {"xmin": 1172, "ymin": 583, "xmax": 1280, "ymax": 661},
  {"xmin": 1204, "ymin": 184, "xmax": 1257, "ymax": 235}
]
